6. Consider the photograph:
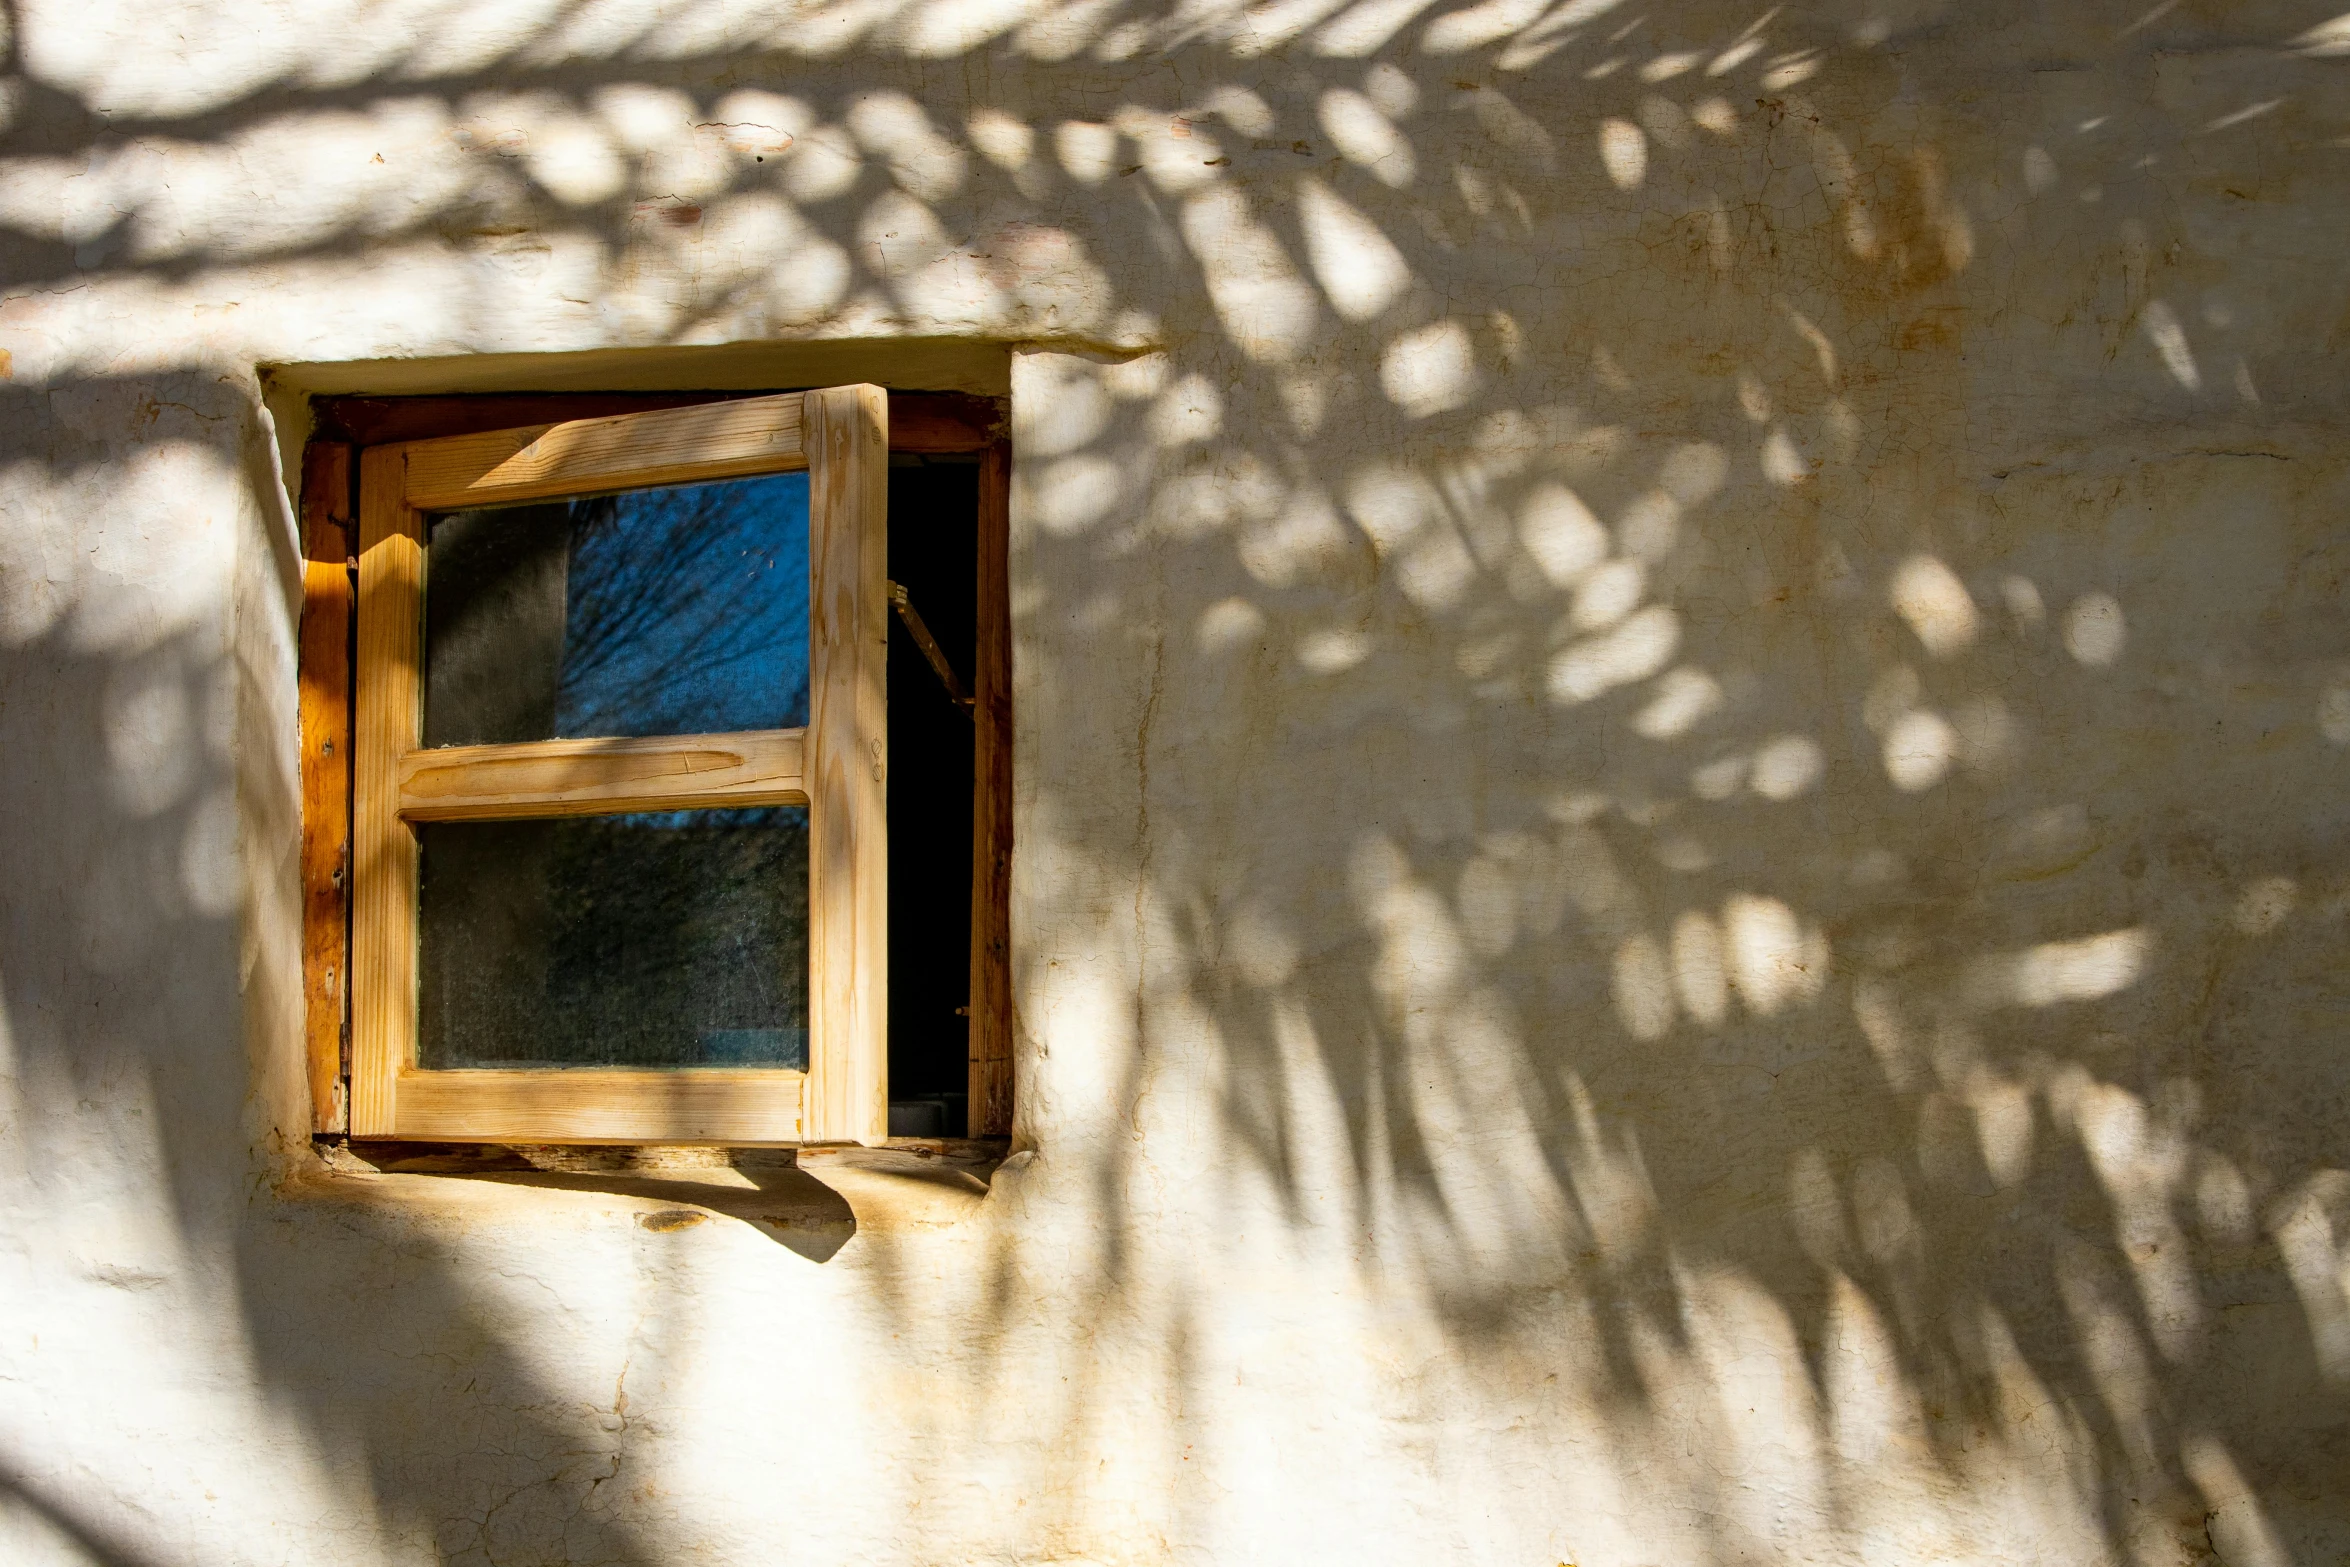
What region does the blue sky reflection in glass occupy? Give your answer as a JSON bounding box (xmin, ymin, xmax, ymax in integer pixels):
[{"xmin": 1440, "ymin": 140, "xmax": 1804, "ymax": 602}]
[{"xmin": 554, "ymin": 473, "xmax": 810, "ymax": 738}]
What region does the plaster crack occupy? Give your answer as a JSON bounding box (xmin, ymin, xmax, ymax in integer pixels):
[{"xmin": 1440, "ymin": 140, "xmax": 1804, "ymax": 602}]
[{"xmin": 1133, "ymin": 628, "xmax": 1165, "ymax": 1074}]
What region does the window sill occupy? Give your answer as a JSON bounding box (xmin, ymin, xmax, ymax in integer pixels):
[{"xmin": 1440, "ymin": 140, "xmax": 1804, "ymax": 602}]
[{"xmin": 300, "ymin": 1136, "xmax": 1012, "ymax": 1261}]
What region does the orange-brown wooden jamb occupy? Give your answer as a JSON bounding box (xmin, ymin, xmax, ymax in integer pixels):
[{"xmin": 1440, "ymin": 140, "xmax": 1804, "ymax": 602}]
[{"xmin": 298, "ymin": 441, "xmax": 354, "ymax": 1134}]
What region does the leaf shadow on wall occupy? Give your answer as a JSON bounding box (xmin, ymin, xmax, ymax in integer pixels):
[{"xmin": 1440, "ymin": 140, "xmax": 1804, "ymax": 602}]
[{"xmin": 1, "ymin": 0, "xmax": 2347, "ymax": 1561}]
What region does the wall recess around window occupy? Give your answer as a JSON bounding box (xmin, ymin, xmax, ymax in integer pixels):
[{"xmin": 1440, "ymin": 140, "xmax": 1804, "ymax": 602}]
[{"xmin": 295, "ymin": 388, "xmax": 1012, "ymax": 1150}]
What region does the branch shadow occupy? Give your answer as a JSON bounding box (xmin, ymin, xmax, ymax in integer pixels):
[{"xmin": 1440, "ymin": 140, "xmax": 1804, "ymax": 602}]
[{"xmin": 3, "ymin": 0, "xmax": 2349, "ymax": 1560}]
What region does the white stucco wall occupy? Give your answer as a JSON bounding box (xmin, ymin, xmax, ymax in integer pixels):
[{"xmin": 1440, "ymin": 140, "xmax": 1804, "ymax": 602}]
[{"xmin": 3, "ymin": 1, "xmax": 2349, "ymax": 1563}]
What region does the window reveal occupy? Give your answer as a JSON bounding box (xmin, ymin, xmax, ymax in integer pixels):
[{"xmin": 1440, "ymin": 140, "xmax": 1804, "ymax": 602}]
[{"xmin": 299, "ymin": 387, "xmax": 1012, "ymax": 1149}]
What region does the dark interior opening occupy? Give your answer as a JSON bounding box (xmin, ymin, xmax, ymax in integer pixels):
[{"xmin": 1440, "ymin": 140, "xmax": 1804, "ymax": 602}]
[{"xmin": 885, "ymin": 454, "xmax": 979, "ymax": 1138}]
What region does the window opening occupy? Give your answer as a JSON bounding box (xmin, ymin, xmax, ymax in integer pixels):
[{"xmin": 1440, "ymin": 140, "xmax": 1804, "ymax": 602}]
[
  {"xmin": 887, "ymin": 453, "xmax": 979, "ymax": 1138},
  {"xmin": 298, "ymin": 387, "xmax": 1011, "ymax": 1149}
]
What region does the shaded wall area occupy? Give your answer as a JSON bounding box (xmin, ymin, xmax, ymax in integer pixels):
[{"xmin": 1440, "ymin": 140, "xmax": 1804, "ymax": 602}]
[{"xmin": 3, "ymin": 0, "xmax": 2350, "ymax": 1563}]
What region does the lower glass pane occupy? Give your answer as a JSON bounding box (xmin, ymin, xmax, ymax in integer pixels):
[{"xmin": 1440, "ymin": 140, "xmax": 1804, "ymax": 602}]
[{"xmin": 418, "ymin": 808, "xmax": 808, "ymax": 1070}]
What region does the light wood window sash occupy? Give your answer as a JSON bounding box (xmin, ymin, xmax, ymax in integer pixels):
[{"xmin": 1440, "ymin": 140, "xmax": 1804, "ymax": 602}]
[{"xmin": 351, "ymin": 388, "xmax": 889, "ymax": 1145}]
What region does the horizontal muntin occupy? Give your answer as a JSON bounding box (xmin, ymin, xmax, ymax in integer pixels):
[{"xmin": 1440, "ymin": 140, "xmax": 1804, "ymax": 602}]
[{"xmin": 398, "ymin": 729, "xmax": 807, "ymax": 821}]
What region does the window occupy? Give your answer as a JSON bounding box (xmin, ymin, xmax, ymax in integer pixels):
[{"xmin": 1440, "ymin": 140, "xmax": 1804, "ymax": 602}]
[{"xmin": 297, "ymin": 386, "xmax": 1011, "ymax": 1148}]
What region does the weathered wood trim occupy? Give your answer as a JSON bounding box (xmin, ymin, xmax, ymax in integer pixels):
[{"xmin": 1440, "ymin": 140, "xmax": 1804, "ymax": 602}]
[
  {"xmin": 327, "ymin": 1136, "xmax": 1004, "ymax": 1175},
  {"xmin": 885, "ymin": 393, "xmax": 1001, "ymax": 454},
  {"xmin": 398, "ymin": 730, "xmax": 808, "ymax": 821},
  {"xmin": 311, "ymin": 390, "xmax": 1001, "ymax": 452},
  {"xmin": 969, "ymin": 437, "xmax": 1014, "ymax": 1139},
  {"xmin": 298, "ymin": 441, "xmax": 355, "ymax": 1134}
]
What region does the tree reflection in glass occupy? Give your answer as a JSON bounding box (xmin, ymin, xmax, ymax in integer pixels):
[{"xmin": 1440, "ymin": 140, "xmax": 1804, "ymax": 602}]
[
  {"xmin": 415, "ymin": 473, "xmax": 815, "ymax": 1071},
  {"xmin": 417, "ymin": 809, "xmax": 810, "ymax": 1071},
  {"xmin": 424, "ymin": 471, "xmax": 811, "ymax": 747}
]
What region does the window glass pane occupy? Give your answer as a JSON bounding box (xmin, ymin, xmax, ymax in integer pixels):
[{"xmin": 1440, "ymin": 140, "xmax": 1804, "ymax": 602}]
[
  {"xmin": 418, "ymin": 808, "xmax": 808, "ymax": 1070},
  {"xmin": 424, "ymin": 472, "xmax": 810, "ymax": 746}
]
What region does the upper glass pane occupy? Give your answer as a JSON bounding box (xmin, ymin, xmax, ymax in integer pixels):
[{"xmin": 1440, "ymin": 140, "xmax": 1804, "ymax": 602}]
[{"xmin": 424, "ymin": 472, "xmax": 810, "ymax": 747}]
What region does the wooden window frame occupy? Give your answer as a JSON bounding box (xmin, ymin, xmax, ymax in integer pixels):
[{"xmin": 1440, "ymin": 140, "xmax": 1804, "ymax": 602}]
[{"xmin": 297, "ymin": 388, "xmax": 1012, "ymax": 1148}]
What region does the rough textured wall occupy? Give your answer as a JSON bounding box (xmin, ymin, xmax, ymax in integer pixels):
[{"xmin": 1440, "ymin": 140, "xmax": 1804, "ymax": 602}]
[{"xmin": 2, "ymin": 0, "xmax": 2349, "ymax": 1563}]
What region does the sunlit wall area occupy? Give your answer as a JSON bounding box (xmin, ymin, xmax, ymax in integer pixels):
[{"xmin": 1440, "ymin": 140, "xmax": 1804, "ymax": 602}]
[{"xmin": 3, "ymin": 0, "xmax": 2349, "ymax": 1563}]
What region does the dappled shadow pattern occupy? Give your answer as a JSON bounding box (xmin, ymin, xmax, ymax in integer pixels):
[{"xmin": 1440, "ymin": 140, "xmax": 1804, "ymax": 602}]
[{"xmin": 4, "ymin": 0, "xmax": 2350, "ymax": 1562}]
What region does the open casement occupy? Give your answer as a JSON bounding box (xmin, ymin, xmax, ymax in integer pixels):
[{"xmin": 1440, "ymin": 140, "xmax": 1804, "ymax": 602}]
[{"xmin": 351, "ymin": 387, "xmax": 890, "ymax": 1144}]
